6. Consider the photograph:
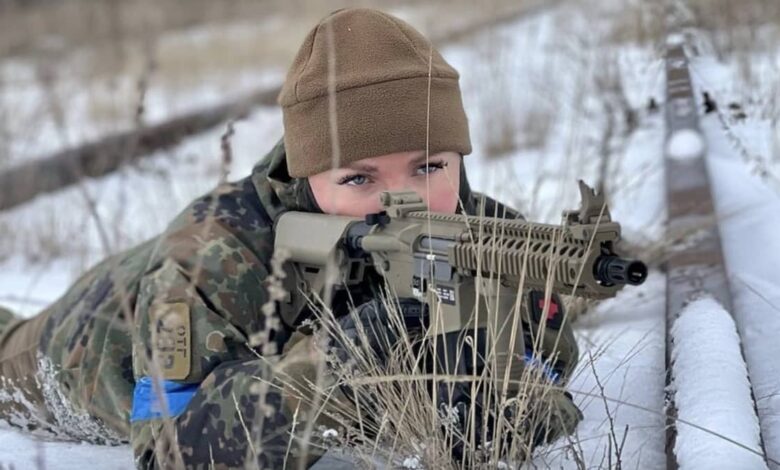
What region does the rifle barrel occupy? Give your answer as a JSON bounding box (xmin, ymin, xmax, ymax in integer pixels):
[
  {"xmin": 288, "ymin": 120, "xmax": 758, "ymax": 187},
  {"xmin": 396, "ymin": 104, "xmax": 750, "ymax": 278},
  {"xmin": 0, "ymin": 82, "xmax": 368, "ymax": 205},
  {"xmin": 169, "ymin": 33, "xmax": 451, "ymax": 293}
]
[{"xmin": 594, "ymin": 256, "xmax": 647, "ymax": 286}]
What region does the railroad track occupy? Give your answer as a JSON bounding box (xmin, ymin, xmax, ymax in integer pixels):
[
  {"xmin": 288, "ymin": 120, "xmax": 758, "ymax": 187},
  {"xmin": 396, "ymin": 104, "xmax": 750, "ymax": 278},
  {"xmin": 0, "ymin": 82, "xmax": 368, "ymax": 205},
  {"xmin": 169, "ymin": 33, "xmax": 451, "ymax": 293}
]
[{"xmin": 662, "ymin": 7, "xmax": 775, "ymax": 469}]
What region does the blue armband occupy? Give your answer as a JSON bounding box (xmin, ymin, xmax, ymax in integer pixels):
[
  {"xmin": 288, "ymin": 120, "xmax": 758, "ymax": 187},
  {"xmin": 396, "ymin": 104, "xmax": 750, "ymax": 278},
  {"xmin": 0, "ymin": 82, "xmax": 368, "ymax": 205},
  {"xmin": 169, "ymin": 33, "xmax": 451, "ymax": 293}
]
[
  {"xmin": 523, "ymin": 350, "xmax": 562, "ymax": 384},
  {"xmin": 130, "ymin": 377, "xmax": 199, "ymax": 422}
]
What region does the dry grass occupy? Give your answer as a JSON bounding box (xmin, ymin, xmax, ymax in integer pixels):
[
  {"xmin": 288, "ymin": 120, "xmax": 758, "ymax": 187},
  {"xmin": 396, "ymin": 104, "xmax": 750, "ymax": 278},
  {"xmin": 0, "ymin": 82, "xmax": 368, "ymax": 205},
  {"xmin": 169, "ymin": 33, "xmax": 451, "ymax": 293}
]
[
  {"xmin": 606, "ymin": 1, "xmax": 665, "ymax": 46},
  {"xmin": 0, "ymin": 220, "xmax": 10, "ymax": 264},
  {"xmin": 687, "ymin": 0, "xmax": 780, "ymax": 57},
  {"xmin": 265, "ymin": 274, "xmax": 587, "ymax": 469},
  {"xmin": 679, "ymin": 0, "xmax": 780, "ymax": 186},
  {"xmin": 602, "ymin": 0, "xmax": 780, "ymax": 55},
  {"xmin": 483, "ymin": 100, "xmax": 555, "ymax": 158},
  {"xmin": 0, "ymin": 0, "xmax": 289, "ymax": 58},
  {"xmin": 2, "ymin": 0, "xmax": 499, "ymax": 60},
  {"xmin": 2, "ymin": 0, "xmax": 530, "ymax": 80}
]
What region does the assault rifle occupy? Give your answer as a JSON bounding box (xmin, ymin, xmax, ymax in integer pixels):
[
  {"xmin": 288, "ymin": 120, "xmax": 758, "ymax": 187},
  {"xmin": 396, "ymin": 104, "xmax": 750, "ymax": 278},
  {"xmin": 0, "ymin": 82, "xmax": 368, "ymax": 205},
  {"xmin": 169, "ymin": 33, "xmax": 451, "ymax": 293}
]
[{"xmin": 273, "ymin": 181, "xmax": 646, "ymax": 388}]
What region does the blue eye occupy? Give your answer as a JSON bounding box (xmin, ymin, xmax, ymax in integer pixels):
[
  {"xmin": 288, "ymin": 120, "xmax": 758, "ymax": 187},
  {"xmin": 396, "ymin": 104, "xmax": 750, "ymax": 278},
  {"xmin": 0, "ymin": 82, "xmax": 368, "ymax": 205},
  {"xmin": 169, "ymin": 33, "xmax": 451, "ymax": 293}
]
[
  {"xmin": 416, "ymin": 161, "xmax": 445, "ymax": 176},
  {"xmin": 338, "ymin": 174, "xmax": 368, "ymax": 186}
]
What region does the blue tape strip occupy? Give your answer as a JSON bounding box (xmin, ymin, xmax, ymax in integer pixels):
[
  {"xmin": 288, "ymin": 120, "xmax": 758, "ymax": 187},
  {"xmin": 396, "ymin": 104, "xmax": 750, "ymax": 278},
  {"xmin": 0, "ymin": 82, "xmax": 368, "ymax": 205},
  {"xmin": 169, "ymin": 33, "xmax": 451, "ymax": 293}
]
[
  {"xmin": 130, "ymin": 377, "xmax": 199, "ymax": 422},
  {"xmin": 523, "ymin": 350, "xmax": 561, "ymax": 384}
]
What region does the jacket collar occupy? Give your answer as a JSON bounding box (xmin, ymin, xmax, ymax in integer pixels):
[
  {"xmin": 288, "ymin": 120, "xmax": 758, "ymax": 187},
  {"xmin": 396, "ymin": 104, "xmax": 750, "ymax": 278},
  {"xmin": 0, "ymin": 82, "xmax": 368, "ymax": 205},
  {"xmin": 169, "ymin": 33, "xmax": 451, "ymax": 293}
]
[{"xmin": 251, "ymin": 138, "xmax": 323, "ymax": 224}]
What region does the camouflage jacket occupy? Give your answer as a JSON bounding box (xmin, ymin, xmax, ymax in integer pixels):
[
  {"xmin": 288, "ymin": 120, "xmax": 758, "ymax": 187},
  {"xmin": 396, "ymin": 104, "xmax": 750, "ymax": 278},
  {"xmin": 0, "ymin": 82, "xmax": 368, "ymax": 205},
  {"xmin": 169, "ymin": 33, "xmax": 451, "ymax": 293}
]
[{"xmin": 36, "ymin": 139, "xmax": 577, "ymax": 469}]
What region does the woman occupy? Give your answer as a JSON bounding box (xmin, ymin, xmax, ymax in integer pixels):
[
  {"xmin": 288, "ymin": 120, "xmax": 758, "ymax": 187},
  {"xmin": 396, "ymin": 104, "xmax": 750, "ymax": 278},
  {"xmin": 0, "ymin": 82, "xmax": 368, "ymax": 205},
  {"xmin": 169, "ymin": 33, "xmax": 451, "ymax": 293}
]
[{"xmin": 0, "ymin": 8, "xmax": 580, "ymax": 469}]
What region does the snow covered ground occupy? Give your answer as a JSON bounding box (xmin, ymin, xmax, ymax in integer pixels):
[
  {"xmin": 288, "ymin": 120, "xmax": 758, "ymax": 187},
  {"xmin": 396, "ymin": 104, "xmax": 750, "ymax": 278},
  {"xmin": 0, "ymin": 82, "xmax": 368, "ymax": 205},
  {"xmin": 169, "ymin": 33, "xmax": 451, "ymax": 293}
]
[
  {"xmin": 0, "ymin": 26, "xmax": 286, "ymax": 169},
  {"xmin": 0, "ymin": 1, "xmax": 778, "ymax": 469},
  {"xmin": 0, "ymin": 106, "xmax": 284, "ymax": 316}
]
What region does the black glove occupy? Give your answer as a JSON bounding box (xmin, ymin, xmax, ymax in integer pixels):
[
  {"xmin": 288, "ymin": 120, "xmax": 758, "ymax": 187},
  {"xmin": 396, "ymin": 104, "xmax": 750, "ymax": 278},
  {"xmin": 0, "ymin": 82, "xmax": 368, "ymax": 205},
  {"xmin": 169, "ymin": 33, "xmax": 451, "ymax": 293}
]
[
  {"xmin": 530, "ymin": 390, "xmax": 583, "ymax": 446},
  {"xmin": 322, "ymin": 298, "xmax": 427, "ymax": 438},
  {"xmin": 329, "ymin": 297, "xmax": 427, "ymax": 367}
]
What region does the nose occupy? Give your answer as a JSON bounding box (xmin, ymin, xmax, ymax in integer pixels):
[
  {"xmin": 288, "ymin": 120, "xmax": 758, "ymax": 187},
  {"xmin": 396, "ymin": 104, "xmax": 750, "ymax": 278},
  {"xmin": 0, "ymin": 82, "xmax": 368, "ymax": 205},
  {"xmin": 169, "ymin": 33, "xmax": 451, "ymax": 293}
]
[{"xmin": 384, "ymin": 174, "xmax": 421, "ymax": 195}]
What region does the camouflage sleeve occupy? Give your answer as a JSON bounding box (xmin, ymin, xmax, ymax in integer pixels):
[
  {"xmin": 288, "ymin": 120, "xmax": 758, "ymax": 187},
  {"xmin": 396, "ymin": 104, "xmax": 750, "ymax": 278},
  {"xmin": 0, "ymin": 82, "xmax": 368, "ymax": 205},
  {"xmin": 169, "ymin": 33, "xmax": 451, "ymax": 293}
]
[
  {"xmin": 127, "ymin": 196, "xmax": 358, "ymax": 469},
  {"xmin": 130, "ymin": 332, "xmax": 352, "ymax": 469},
  {"xmin": 126, "ymin": 206, "xmax": 291, "ymax": 467}
]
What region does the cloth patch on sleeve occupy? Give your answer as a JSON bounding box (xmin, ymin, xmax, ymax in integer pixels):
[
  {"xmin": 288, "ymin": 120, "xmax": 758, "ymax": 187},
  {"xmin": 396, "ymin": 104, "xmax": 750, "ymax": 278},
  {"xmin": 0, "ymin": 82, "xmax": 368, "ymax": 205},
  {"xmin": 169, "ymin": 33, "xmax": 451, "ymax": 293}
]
[
  {"xmin": 130, "ymin": 376, "xmax": 199, "ymax": 422},
  {"xmin": 150, "ymin": 301, "xmax": 191, "ymax": 380}
]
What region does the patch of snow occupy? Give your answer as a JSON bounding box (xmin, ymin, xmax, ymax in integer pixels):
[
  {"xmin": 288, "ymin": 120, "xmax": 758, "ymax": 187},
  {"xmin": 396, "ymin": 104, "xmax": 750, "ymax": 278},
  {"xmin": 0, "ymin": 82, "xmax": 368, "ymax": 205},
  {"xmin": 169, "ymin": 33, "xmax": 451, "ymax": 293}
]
[
  {"xmin": 666, "ymin": 33, "xmax": 685, "ymax": 47},
  {"xmin": 0, "ymin": 256, "xmax": 76, "ymax": 317},
  {"xmin": 671, "ymin": 296, "xmax": 766, "ymax": 469},
  {"xmin": 669, "ymin": 57, "xmax": 688, "ymax": 69},
  {"xmin": 0, "ymin": 425, "xmax": 133, "ymax": 469},
  {"xmin": 0, "ymin": 30, "xmax": 284, "ymax": 170},
  {"xmin": 534, "ymin": 272, "xmax": 667, "ymax": 468},
  {"xmin": 666, "ymin": 128, "xmax": 705, "ymax": 160},
  {"xmin": 609, "ymin": 113, "xmax": 667, "ymax": 243},
  {"xmin": 402, "ymin": 455, "xmax": 422, "ymax": 469},
  {"xmin": 0, "ymin": 106, "xmax": 283, "ymax": 319},
  {"xmin": 669, "ymin": 96, "xmax": 696, "ymax": 120}
]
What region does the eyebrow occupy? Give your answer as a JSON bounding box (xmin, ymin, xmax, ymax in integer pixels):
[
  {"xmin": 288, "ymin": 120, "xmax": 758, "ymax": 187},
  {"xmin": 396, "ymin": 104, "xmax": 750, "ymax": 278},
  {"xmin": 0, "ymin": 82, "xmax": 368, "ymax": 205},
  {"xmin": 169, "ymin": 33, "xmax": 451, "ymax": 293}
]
[
  {"xmin": 343, "ymin": 162, "xmax": 379, "ymax": 174},
  {"xmin": 341, "ymin": 151, "xmax": 436, "ymax": 173}
]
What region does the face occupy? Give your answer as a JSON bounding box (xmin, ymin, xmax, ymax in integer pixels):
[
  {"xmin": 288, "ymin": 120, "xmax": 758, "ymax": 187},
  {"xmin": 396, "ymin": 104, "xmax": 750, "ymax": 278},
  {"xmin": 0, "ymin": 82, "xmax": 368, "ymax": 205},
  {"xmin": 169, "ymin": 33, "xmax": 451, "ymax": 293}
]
[{"xmin": 308, "ymin": 151, "xmax": 461, "ymax": 217}]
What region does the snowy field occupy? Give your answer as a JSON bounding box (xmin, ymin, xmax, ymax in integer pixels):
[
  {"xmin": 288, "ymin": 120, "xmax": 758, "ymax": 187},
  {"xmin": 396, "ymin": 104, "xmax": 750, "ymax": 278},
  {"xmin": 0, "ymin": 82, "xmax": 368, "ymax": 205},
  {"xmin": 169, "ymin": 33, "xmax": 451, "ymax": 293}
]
[{"xmin": 1, "ymin": 1, "xmax": 779, "ymax": 468}]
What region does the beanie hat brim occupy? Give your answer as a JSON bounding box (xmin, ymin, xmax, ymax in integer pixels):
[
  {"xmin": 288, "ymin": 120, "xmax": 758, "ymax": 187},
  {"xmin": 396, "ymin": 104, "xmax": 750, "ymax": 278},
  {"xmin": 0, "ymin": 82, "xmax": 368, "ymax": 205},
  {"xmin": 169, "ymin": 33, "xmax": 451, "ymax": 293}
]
[{"xmin": 283, "ymin": 76, "xmax": 471, "ymax": 178}]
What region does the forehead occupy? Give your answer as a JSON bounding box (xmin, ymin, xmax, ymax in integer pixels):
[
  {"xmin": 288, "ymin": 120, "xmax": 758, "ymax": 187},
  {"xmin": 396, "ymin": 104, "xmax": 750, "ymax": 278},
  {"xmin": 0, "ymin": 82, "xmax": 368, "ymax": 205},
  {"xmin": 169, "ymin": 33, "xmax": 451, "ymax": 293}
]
[
  {"xmin": 343, "ymin": 150, "xmax": 436, "ymax": 172},
  {"xmin": 350, "ymin": 150, "xmax": 425, "ymax": 166}
]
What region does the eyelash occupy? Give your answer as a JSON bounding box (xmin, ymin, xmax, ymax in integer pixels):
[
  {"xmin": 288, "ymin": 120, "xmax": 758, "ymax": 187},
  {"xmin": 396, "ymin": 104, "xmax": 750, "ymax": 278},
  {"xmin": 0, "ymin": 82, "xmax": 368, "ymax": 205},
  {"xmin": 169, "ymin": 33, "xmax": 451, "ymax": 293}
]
[
  {"xmin": 337, "ymin": 174, "xmax": 369, "ymax": 186},
  {"xmin": 336, "ymin": 161, "xmax": 447, "ymax": 186},
  {"xmin": 417, "ymin": 161, "xmax": 446, "ymax": 175}
]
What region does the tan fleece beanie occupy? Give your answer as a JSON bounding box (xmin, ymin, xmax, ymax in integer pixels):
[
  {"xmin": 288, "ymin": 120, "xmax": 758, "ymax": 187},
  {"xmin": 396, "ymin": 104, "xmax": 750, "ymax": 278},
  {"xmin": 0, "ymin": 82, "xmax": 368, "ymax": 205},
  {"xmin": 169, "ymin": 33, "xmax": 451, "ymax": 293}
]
[{"xmin": 278, "ymin": 8, "xmax": 472, "ymax": 178}]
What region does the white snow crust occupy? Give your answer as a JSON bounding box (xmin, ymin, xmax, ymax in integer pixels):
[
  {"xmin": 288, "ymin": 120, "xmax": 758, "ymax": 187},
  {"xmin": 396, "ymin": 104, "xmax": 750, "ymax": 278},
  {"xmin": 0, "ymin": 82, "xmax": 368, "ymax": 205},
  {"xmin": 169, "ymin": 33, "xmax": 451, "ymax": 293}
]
[
  {"xmin": 671, "ymin": 296, "xmax": 766, "ymax": 469},
  {"xmin": 666, "ymin": 33, "xmax": 685, "ymax": 47},
  {"xmin": 666, "ymin": 128, "xmax": 706, "ymax": 160}
]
